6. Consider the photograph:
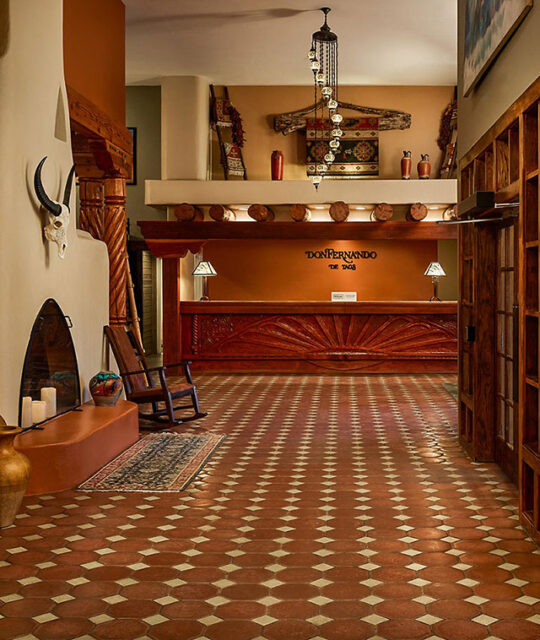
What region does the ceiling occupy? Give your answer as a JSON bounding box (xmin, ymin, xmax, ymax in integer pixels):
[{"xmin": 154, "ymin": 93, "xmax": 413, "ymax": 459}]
[{"xmin": 124, "ymin": 0, "xmax": 457, "ymax": 86}]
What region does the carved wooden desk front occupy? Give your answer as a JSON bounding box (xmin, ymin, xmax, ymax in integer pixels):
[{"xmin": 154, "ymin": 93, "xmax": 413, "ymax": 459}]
[{"xmin": 180, "ymin": 301, "xmax": 457, "ymax": 373}]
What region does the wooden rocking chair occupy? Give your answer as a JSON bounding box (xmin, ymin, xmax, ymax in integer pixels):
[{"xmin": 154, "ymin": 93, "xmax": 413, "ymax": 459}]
[{"xmin": 105, "ymin": 326, "xmax": 207, "ymax": 426}]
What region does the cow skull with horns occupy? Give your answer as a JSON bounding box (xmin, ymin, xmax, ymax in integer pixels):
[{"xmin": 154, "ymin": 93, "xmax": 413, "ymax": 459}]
[{"xmin": 34, "ymin": 157, "xmax": 76, "ymax": 259}]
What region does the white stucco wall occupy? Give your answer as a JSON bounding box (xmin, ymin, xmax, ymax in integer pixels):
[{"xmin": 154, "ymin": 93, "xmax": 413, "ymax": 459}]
[{"xmin": 0, "ymin": 0, "xmax": 109, "ymax": 423}]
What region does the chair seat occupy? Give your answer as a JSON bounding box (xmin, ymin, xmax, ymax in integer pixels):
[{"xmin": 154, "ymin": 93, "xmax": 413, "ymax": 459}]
[{"xmin": 130, "ymin": 381, "xmax": 194, "ymax": 402}]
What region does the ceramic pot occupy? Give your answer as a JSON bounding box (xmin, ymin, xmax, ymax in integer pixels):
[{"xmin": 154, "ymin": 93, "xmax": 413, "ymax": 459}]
[
  {"xmin": 89, "ymin": 371, "xmax": 123, "ymax": 407},
  {"xmin": 271, "ymin": 150, "xmax": 283, "ymax": 181},
  {"xmin": 417, "ymin": 154, "xmax": 431, "ymax": 179},
  {"xmin": 401, "ymin": 150, "xmax": 412, "ymax": 180},
  {"xmin": 0, "ymin": 422, "xmax": 31, "ymax": 528}
]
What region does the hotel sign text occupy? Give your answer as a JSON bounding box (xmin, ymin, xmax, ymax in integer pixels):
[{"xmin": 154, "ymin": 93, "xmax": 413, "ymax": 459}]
[{"xmin": 305, "ymin": 248, "xmax": 378, "ymax": 271}]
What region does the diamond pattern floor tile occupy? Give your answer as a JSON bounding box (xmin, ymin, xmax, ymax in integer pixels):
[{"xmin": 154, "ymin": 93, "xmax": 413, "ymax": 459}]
[{"xmin": 0, "ymin": 374, "xmax": 538, "ymax": 640}]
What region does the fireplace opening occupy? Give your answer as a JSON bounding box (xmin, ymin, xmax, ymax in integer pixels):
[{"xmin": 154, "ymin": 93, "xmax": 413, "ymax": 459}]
[{"xmin": 18, "ymin": 298, "xmax": 81, "ymax": 426}]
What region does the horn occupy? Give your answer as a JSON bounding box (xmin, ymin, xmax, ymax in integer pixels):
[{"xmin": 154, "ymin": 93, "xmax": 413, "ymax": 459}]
[
  {"xmin": 34, "ymin": 157, "xmax": 62, "ymax": 216},
  {"xmin": 62, "ymin": 164, "xmax": 76, "ymax": 209}
]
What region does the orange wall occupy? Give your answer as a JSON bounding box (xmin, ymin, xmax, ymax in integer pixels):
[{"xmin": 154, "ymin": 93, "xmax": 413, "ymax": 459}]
[
  {"xmin": 63, "ymin": 0, "xmax": 125, "ymax": 124},
  {"xmin": 205, "ymin": 240, "xmax": 437, "ymax": 302},
  {"xmin": 214, "ymin": 85, "xmax": 454, "ymax": 180}
]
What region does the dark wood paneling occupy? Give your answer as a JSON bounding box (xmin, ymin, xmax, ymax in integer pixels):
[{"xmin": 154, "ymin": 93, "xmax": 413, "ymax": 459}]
[
  {"xmin": 139, "ymin": 221, "xmax": 458, "ymax": 248},
  {"xmin": 162, "ymin": 258, "xmax": 182, "ymax": 367},
  {"xmin": 474, "ymin": 224, "xmax": 498, "ymax": 461}
]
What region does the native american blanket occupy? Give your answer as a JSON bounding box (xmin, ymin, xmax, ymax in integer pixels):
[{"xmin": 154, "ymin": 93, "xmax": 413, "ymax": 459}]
[
  {"xmin": 224, "ymin": 142, "xmax": 245, "ymax": 177},
  {"xmin": 306, "ymin": 117, "xmax": 379, "ymax": 178}
]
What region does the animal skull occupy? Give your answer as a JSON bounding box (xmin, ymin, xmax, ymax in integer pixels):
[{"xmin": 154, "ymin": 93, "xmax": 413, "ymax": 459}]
[
  {"xmin": 44, "ymin": 205, "xmax": 70, "ymax": 258},
  {"xmin": 33, "ymin": 157, "xmax": 75, "ymax": 259}
]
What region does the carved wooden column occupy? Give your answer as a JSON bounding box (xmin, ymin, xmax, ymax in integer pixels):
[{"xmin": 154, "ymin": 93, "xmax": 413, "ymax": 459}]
[
  {"xmin": 78, "ymin": 178, "xmax": 104, "ymax": 240},
  {"xmin": 103, "ymin": 177, "xmax": 127, "ymax": 326},
  {"xmin": 162, "ymin": 258, "xmax": 182, "ymax": 367}
]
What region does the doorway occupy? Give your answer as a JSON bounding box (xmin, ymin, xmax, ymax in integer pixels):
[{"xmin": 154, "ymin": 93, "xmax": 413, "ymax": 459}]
[{"xmin": 495, "ymin": 221, "xmax": 518, "ymax": 481}]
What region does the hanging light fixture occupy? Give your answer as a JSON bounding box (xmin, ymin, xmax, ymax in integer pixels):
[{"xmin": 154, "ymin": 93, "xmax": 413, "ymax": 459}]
[{"xmin": 308, "ymin": 7, "xmax": 339, "ymax": 190}]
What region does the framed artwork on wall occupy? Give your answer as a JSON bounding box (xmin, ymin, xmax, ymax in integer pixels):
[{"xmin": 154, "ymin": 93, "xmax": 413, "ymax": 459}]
[
  {"xmin": 127, "ymin": 127, "xmax": 137, "ymax": 185},
  {"xmin": 463, "ymin": 0, "xmax": 533, "ymax": 96}
]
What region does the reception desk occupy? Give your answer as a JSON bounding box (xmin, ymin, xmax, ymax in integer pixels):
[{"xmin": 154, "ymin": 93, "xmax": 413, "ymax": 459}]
[{"xmin": 180, "ymin": 301, "xmax": 457, "ymax": 373}]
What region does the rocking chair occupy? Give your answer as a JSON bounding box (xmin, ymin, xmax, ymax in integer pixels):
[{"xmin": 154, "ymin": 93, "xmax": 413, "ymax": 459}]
[{"xmin": 104, "ymin": 326, "xmax": 207, "ymax": 426}]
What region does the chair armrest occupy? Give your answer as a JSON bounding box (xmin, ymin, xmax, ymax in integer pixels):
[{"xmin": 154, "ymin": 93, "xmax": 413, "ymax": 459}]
[{"xmin": 120, "ymin": 361, "xmax": 193, "ymax": 377}]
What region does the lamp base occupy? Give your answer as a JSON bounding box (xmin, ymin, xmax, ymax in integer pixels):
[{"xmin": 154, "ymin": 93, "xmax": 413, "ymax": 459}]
[
  {"xmin": 429, "ymin": 296, "xmax": 441, "ymax": 302},
  {"xmin": 199, "ymin": 295, "xmax": 210, "ymax": 301}
]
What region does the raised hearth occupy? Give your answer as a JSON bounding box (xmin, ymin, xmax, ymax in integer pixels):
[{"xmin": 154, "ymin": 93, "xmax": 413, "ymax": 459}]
[{"xmin": 15, "ymin": 400, "xmax": 138, "ymax": 495}]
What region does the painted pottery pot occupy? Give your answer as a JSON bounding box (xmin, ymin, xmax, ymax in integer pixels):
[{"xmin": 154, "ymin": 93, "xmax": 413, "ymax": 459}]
[
  {"xmin": 89, "ymin": 371, "xmax": 123, "ymax": 407},
  {"xmin": 417, "ymin": 153, "xmax": 431, "ymax": 179},
  {"xmin": 271, "ymin": 150, "xmax": 284, "ymax": 181},
  {"xmin": 0, "ymin": 422, "xmax": 31, "ymax": 528},
  {"xmin": 401, "ymin": 150, "xmax": 412, "ymax": 180}
]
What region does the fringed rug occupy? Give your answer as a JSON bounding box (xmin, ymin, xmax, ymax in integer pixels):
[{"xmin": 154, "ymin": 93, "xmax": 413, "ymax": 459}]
[{"xmin": 78, "ymin": 432, "xmax": 225, "ymax": 492}]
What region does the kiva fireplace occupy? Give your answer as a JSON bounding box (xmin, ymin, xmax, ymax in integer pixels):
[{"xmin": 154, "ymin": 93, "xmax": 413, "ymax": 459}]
[
  {"xmin": 18, "ymin": 298, "xmax": 81, "ymax": 427},
  {"xmin": 13, "ymin": 297, "xmax": 139, "ymax": 495}
]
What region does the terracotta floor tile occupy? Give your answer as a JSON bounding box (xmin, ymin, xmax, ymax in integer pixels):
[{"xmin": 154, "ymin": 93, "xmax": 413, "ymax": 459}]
[
  {"xmin": 434, "ymin": 619, "xmax": 490, "ymax": 640},
  {"xmin": 376, "ymin": 619, "xmax": 431, "ymax": 640},
  {"xmin": 426, "ymin": 598, "xmax": 480, "ymax": 619},
  {"xmin": 0, "ymin": 618, "xmax": 36, "ymax": 640},
  {"xmin": 264, "ymin": 619, "xmax": 319, "ymax": 640},
  {"xmin": 205, "ymin": 620, "xmax": 261, "ymax": 640},
  {"xmin": 92, "ymin": 619, "xmax": 148, "ymax": 639},
  {"xmin": 149, "ymin": 620, "xmax": 204, "ymax": 640},
  {"xmin": 490, "ymin": 620, "xmax": 540, "ymax": 640},
  {"xmin": 3, "ymin": 374, "xmax": 536, "ymax": 640},
  {"xmin": 33, "ymin": 618, "xmax": 93, "ymax": 640}
]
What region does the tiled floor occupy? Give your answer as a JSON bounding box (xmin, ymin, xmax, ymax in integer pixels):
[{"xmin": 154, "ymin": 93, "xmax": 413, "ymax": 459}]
[{"xmin": 1, "ymin": 374, "xmax": 540, "ymax": 640}]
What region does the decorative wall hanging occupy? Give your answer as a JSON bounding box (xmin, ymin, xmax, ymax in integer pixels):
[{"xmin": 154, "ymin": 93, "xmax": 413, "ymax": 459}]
[
  {"xmin": 274, "ymin": 100, "xmax": 410, "ymax": 136},
  {"xmin": 463, "ymin": 0, "xmax": 533, "ymax": 96},
  {"xmin": 306, "ymin": 117, "xmax": 379, "ymax": 179},
  {"xmin": 34, "ymin": 157, "xmax": 75, "ymax": 258},
  {"xmin": 274, "ymin": 100, "xmax": 410, "ymax": 183},
  {"xmin": 210, "ymin": 85, "xmax": 247, "ymax": 180},
  {"xmin": 438, "ymin": 97, "xmax": 458, "ymax": 179}
]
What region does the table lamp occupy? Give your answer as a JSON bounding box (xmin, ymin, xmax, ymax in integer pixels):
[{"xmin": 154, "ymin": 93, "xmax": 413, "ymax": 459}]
[
  {"xmin": 192, "ymin": 261, "xmax": 217, "ymax": 301},
  {"xmin": 424, "ymin": 262, "xmax": 446, "ymax": 301}
]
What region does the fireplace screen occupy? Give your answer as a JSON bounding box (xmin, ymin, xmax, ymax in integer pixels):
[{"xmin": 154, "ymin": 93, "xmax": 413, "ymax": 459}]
[{"xmin": 19, "ymin": 298, "xmax": 81, "ymax": 424}]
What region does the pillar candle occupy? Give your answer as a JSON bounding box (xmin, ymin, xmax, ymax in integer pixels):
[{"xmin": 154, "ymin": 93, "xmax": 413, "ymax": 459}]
[
  {"xmin": 21, "ymin": 396, "xmax": 33, "ymax": 428},
  {"xmin": 31, "ymin": 400, "xmax": 47, "ymax": 424},
  {"xmin": 40, "ymin": 387, "xmax": 57, "ymax": 419}
]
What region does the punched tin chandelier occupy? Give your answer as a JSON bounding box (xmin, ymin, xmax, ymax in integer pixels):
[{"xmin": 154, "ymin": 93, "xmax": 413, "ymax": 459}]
[{"xmin": 308, "ymin": 7, "xmax": 341, "ymax": 189}]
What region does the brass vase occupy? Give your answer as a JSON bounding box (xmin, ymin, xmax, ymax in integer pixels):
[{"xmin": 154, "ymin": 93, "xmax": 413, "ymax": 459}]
[{"xmin": 0, "ymin": 420, "xmax": 31, "ymax": 528}]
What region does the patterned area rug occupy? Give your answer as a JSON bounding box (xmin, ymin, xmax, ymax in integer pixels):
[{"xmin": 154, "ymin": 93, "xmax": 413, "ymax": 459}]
[
  {"xmin": 78, "ymin": 432, "xmax": 225, "ymax": 492},
  {"xmin": 443, "ymin": 381, "xmax": 458, "ymax": 401}
]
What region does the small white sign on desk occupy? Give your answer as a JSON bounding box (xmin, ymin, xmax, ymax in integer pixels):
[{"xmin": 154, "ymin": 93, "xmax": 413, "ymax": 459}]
[{"xmin": 331, "ymin": 292, "xmax": 357, "ymax": 302}]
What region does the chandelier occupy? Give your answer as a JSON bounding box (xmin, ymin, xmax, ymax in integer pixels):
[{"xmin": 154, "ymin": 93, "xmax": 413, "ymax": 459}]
[{"xmin": 308, "ymin": 7, "xmax": 340, "ymax": 189}]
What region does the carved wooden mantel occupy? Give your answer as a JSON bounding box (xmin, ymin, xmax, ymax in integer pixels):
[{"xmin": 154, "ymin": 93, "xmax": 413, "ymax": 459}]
[
  {"xmin": 67, "ymin": 86, "xmax": 133, "ymax": 325},
  {"xmin": 179, "ymin": 301, "xmax": 458, "ymax": 373}
]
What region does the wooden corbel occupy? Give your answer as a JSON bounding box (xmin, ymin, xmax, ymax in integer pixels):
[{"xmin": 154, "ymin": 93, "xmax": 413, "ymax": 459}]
[{"xmin": 273, "ymin": 99, "xmax": 411, "ymax": 135}]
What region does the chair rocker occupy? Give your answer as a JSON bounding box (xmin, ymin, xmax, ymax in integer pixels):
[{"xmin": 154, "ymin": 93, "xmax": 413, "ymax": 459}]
[{"xmin": 105, "ymin": 325, "xmax": 207, "ymax": 426}]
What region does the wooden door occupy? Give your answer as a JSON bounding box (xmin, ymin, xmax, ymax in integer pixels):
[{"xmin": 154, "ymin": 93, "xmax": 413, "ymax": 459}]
[{"xmin": 495, "ymin": 222, "xmax": 519, "ymax": 480}]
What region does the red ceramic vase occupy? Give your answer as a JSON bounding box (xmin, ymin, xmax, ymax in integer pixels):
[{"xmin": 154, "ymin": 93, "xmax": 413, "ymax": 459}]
[
  {"xmin": 417, "ymin": 154, "xmax": 431, "ymax": 179},
  {"xmin": 401, "ymin": 150, "xmax": 412, "ymax": 180},
  {"xmin": 271, "ymin": 150, "xmax": 283, "ymax": 181}
]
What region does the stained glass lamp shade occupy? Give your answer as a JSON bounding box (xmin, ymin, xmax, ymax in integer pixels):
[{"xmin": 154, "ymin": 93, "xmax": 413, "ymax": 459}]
[
  {"xmin": 424, "ymin": 262, "xmax": 446, "ymax": 277},
  {"xmin": 192, "ymin": 261, "xmax": 217, "ymax": 277},
  {"xmin": 424, "ymin": 262, "xmax": 446, "ymax": 301},
  {"xmin": 192, "ymin": 261, "xmax": 217, "ymax": 300}
]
